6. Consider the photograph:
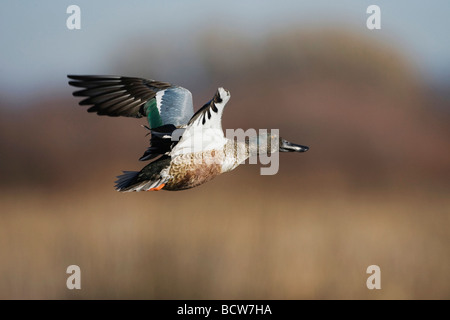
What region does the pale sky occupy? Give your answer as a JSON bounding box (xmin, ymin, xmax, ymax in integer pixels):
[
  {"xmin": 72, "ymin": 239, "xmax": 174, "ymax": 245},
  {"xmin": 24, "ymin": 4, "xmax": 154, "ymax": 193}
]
[{"xmin": 1, "ymin": 0, "xmax": 449, "ymax": 101}]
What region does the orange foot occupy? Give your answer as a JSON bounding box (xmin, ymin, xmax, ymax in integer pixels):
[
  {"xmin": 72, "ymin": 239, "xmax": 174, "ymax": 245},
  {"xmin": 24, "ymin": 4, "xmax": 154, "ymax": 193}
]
[{"xmin": 149, "ymin": 183, "xmax": 165, "ymax": 191}]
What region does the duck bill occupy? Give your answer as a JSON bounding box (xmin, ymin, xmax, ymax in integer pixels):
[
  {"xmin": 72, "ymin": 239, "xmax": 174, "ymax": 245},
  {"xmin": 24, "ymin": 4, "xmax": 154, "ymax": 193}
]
[{"xmin": 279, "ymin": 139, "xmax": 309, "ymax": 152}]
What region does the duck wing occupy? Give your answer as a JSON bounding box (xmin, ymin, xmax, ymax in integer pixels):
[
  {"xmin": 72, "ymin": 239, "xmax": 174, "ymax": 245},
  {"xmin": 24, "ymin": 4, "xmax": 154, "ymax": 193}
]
[
  {"xmin": 67, "ymin": 75, "xmax": 194, "ymax": 128},
  {"xmin": 172, "ymin": 87, "xmax": 231, "ymax": 155}
]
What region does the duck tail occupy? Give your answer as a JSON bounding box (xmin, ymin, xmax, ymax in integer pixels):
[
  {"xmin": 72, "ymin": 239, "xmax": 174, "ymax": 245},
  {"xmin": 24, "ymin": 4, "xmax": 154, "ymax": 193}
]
[
  {"xmin": 114, "ymin": 156, "xmax": 172, "ymax": 192},
  {"xmin": 115, "ymin": 171, "xmax": 140, "ymax": 191}
]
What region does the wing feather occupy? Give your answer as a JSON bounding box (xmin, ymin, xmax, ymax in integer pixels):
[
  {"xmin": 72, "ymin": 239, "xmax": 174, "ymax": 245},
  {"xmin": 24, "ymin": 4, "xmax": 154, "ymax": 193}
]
[
  {"xmin": 171, "ymin": 87, "xmax": 231, "ymax": 155},
  {"xmin": 68, "ymin": 75, "xmax": 194, "ymax": 128}
]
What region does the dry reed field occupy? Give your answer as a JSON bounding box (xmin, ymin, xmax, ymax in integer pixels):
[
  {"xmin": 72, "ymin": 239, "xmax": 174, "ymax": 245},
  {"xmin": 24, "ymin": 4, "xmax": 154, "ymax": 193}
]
[
  {"xmin": 0, "ymin": 29, "xmax": 449, "ymax": 299},
  {"xmin": 0, "ymin": 175, "xmax": 449, "ymax": 299}
]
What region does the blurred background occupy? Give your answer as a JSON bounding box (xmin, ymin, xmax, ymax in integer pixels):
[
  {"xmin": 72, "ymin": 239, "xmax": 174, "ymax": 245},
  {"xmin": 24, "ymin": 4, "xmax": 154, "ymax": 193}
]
[{"xmin": 0, "ymin": 0, "xmax": 449, "ymax": 299}]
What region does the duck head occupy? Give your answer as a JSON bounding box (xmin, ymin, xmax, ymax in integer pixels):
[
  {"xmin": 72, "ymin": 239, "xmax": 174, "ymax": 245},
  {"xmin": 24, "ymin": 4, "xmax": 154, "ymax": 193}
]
[
  {"xmin": 247, "ymin": 131, "xmax": 309, "ymax": 155},
  {"xmin": 279, "ymin": 138, "xmax": 309, "ymax": 153}
]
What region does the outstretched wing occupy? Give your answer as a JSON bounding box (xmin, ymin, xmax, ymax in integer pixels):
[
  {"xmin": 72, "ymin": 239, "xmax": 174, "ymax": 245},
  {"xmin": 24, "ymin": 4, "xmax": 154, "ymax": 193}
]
[
  {"xmin": 171, "ymin": 87, "xmax": 231, "ymax": 155},
  {"xmin": 186, "ymin": 87, "xmax": 229, "ymax": 130},
  {"xmin": 67, "ymin": 75, "xmax": 194, "ymax": 128}
]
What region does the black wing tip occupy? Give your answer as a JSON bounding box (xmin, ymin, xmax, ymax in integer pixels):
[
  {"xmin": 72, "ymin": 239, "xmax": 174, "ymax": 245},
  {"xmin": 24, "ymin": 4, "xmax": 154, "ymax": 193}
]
[{"xmin": 67, "ymin": 74, "xmax": 122, "ymax": 80}]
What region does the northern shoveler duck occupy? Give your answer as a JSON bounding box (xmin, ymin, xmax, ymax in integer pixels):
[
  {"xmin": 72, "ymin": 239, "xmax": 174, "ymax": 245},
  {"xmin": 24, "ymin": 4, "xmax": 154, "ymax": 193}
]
[{"xmin": 68, "ymin": 75, "xmax": 309, "ymax": 191}]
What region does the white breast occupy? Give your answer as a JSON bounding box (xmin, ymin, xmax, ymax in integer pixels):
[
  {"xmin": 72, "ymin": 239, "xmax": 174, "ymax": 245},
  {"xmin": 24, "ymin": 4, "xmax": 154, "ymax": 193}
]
[{"xmin": 171, "ymin": 127, "xmax": 227, "ymax": 156}]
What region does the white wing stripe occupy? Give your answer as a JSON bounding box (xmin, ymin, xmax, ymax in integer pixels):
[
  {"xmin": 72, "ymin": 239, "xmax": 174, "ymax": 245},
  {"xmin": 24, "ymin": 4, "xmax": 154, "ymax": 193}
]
[{"xmin": 155, "ymin": 90, "xmax": 165, "ymax": 114}]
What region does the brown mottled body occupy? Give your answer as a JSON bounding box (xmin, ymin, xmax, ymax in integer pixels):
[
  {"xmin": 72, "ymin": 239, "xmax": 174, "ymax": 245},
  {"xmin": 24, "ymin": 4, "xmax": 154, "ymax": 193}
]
[{"xmin": 163, "ymin": 150, "xmax": 226, "ymax": 191}]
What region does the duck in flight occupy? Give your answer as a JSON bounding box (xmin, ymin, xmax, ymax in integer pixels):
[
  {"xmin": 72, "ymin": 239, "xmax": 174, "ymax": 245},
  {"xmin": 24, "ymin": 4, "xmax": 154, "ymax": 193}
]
[{"xmin": 68, "ymin": 75, "xmax": 309, "ymax": 191}]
